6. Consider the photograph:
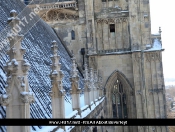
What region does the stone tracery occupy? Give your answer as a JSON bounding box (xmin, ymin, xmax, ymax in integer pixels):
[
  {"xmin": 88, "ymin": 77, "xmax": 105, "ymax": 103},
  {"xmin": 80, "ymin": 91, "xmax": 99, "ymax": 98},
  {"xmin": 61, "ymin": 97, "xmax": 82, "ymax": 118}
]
[
  {"xmin": 46, "ymin": 9, "xmax": 79, "ymax": 21},
  {"xmin": 96, "ymin": 18, "xmax": 128, "ymax": 24}
]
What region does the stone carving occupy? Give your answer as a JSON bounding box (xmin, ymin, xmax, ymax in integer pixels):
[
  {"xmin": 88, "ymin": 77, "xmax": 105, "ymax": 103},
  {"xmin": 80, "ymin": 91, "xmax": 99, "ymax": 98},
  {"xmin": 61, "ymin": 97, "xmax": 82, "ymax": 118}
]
[
  {"xmin": 5, "ymin": 76, "xmax": 12, "ymax": 93},
  {"xmin": 89, "ymin": 56, "xmax": 97, "ymax": 70},
  {"xmin": 0, "ymin": 11, "xmax": 35, "ymax": 129},
  {"xmin": 133, "ymin": 53, "xmax": 141, "ymax": 65},
  {"xmin": 146, "ymin": 52, "xmax": 161, "ymax": 62},
  {"xmin": 18, "ymin": 76, "xmax": 26, "ymax": 91},
  {"xmin": 22, "ymin": 59, "xmax": 31, "ymax": 73},
  {"xmin": 5, "ymin": 58, "xmax": 19, "ymax": 74},
  {"xmin": 71, "ymin": 56, "xmax": 78, "ymax": 78},
  {"xmin": 70, "ymin": 56, "xmax": 81, "ymax": 94},
  {"xmin": 20, "ymin": 92, "xmax": 35, "ymax": 104},
  {"xmin": 121, "ymin": 17, "xmax": 128, "ymax": 23},
  {"xmin": 0, "ymin": 94, "xmax": 11, "ymax": 106},
  {"xmin": 29, "ymin": 1, "xmax": 77, "ymax": 11},
  {"xmin": 49, "ymin": 40, "xmax": 65, "ymax": 121},
  {"xmin": 89, "ymin": 68, "xmax": 95, "ymax": 102},
  {"xmin": 84, "ymin": 63, "xmax": 91, "ymax": 108},
  {"xmin": 96, "ymin": 18, "xmax": 128, "ymax": 24},
  {"xmin": 70, "ymin": 56, "xmax": 81, "ymax": 115},
  {"xmin": 108, "ymin": 18, "xmax": 115, "ymax": 24},
  {"xmin": 42, "ymin": 13, "xmax": 49, "ymax": 22},
  {"xmin": 46, "ymin": 9, "xmax": 79, "ymax": 21}
]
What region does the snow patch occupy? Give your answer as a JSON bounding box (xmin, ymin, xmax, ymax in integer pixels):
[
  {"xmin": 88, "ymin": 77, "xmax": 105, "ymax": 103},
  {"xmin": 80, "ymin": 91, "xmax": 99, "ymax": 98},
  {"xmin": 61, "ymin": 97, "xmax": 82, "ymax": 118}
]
[
  {"xmin": 56, "ymin": 128, "xmax": 64, "ymax": 132},
  {"xmin": 10, "ymin": 9, "xmax": 17, "ymax": 13},
  {"xmin": 11, "ymin": 59, "xmax": 18, "ymax": 65},
  {"xmin": 2, "ymin": 94, "xmax": 8, "ymax": 98},
  {"xmin": 146, "ymin": 39, "xmax": 162, "ymax": 51},
  {"xmin": 52, "ymin": 70, "xmax": 58, "ymax": 75},
  {"xmin": 66, "ymin": 110, "xmax": 78, "ymax": 118}
]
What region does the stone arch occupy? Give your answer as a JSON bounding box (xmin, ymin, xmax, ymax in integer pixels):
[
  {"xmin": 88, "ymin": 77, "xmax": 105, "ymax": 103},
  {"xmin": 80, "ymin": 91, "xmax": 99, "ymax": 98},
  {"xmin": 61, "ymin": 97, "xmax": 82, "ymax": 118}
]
[{"xmin": 104, "ymin": 70, "xmax": 134, "ymax": 119}]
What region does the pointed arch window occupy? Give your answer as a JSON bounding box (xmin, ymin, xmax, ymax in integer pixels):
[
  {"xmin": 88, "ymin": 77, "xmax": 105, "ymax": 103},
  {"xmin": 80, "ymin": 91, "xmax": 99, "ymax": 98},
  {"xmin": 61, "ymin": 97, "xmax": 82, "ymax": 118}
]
[
  {"xmin": 71, "ymin": 30, "xmax": 75, "ymax": 40},
  {"xmin": 112, "ymin": 79, "xmax": 128, "ymax": 118}
]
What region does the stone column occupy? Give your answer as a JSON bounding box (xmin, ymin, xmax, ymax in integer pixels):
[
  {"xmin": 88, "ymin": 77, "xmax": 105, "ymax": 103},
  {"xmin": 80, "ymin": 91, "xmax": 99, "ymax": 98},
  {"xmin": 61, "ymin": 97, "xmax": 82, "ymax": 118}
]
[
  {"xmin": 94, "ymin": 70, "xmax": 99, "ymax": 100},
  {"xmin": 49, "ymin": 40, "xmax": 65, "ymax": 120},
  {"xmin": 97, "ymin": 77, "xmax": 102, "ymax": 100},
  {"xmin": 99, "ymin": 77, "xmax": 103, "ymax": 98},
  {"xmin": 89, "ymin": 68, "xmax": 95, "ymax": 104},
  {"xmin": 84, "ymin": 63, "xmax": 91, "ymax": 109},
  {"xmin": 70, "ymin": 56, "xmax": 81, "ymax": 116},
  {"xmin": 0, "ymin": 10, "xmax": 35, "ymax": 132}
]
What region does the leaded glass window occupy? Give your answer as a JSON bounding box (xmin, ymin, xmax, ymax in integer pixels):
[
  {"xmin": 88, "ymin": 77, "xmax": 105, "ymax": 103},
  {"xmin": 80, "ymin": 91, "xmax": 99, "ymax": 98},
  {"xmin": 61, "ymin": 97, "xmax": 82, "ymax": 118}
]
[{"xmin": 112, "ymin": 79, "xmax": 128, "ymax": 118}]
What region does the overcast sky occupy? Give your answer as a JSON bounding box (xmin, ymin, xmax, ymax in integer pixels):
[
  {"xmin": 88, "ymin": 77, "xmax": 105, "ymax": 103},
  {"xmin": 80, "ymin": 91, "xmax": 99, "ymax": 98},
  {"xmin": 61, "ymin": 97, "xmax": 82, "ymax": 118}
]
[{"xmin": 150, "ymin": 0, "xmax": 175, "ymax": 85}]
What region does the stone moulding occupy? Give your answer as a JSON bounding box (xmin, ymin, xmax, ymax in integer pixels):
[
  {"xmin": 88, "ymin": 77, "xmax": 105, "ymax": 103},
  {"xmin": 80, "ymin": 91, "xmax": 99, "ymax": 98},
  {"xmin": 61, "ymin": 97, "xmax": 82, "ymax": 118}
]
[
  {"xmin": 96, "ymin": 17, "xmax": 128, "ymax": 24},
  {"xmin": 148, "ymin": 88, "xmax": 164, "ymax": 94},
  {"xmin": 29, "ymin": 1, "xmax": 77, "ymax": 11}
]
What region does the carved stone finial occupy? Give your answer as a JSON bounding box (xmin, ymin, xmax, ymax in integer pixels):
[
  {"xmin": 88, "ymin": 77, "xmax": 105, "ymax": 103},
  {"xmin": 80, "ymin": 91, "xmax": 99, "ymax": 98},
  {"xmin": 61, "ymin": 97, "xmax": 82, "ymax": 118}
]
[
  {"xmin": 51, "ymin": 40, "xmax": 59, "ymax": 57},
  {"xmin": 22, "ymin": 59, "xmax": 30, "ymax": 74},
  {"xmin": 84, "ymin": 63, "xmax": 90, "ymax": 92},
  {"xmin": 89, "ymin": 68, "xmax": 94, "ymax": 87},
  {"xmin": 50, "ymin": 40, "xmax": 64, "ymax": 90},
  {"xmin": 84, "ymin": 63, "xmax": 89, "ymax": 81},
  {"xmin": 89, "ymin": 68, "xmax": 95, "ymax": 102},
  {"xmin": 84, "ymin": 63, "xmax": 91, "ymax": 109},
  {"xmin": 71, "ymin": 56, "xmax": 78, "ymax": 78},
  {"xmin": 0, "ymin": 94, "xmax": 11, "ymax": 106},
  {"xmin": 70, "ymin": 56, "xmax": 81, "ymax": 116},
  {"xmin": 10, "ymin": 10, "xmax": 17, "ymax": 17},
  {"xmin": 159, "ymin": 27, "xmax": 162, "ymax": 34},
  {"xmin": 1, "ymin": 9, "xmax": 35, "ymax": 132},
  {"xmin": 8, "ymin": 10, "xmax": 20, "ymax": 29},
  {"xmin": 49, "ymin": 41, "xmax": 65, "ymax": 121}
]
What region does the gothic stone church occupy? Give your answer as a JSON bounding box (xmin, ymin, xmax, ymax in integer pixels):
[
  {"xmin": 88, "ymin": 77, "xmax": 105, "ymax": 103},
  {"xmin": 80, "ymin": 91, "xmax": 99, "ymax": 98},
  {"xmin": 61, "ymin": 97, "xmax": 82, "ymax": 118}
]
[{"xmin": 0, "ymin": 0, "xmax": 168, "ymax": 132}]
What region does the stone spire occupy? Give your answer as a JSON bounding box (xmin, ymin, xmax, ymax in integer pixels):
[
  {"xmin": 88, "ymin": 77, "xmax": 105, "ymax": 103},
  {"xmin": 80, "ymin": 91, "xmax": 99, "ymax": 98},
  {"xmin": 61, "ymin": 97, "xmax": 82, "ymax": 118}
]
[
  {"xmin": 0, "ymin": 10, "xmax": 35, "ymax": 132},
  {"xmin": 89, "ymin": 68, "xmax": 95, "ymax": 103},
  {"xmin": 70, "ymin": 56, "xmax": 81, "ymax": 115},
  {"xmin": 84, "ymin": 63, "xmax": 91, "ymax": 109},
  {"xmin": 159, "ymin": 27, "xmax": 162, "ymax": 45},
  {"xmin": 49, "ymin": 40, "xmax": 65, "ymax": 120}
]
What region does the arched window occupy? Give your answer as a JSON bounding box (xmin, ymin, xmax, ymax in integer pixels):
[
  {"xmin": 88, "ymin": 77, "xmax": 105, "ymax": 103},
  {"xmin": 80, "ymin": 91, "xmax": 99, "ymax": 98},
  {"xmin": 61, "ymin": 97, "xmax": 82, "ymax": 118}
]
[
  {"xmin": 112, "ymin": 79, "xmax": 127, "ymax": 118},
  {"xmin": 71, "ymin": 30, "xmax": 75, "ymax": 40}
]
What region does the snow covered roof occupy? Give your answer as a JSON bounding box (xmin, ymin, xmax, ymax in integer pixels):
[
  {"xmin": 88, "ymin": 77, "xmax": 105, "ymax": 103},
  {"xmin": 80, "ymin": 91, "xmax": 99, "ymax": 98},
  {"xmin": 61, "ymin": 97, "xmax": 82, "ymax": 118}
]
[
  {"xmin": 0, "ymin": 0, "xmax": 84, "ymax": 131},
  {"xmin": 145, "ymin": 38, "xmax": 162, "ymax": 51}
]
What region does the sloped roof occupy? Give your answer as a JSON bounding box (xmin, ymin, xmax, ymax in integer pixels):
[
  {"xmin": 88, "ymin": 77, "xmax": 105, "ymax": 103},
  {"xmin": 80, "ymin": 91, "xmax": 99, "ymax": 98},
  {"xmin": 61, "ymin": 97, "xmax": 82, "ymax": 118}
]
[{"xmin": 0, "ymin": 0, "xmax": 83, "ymax": 131}]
